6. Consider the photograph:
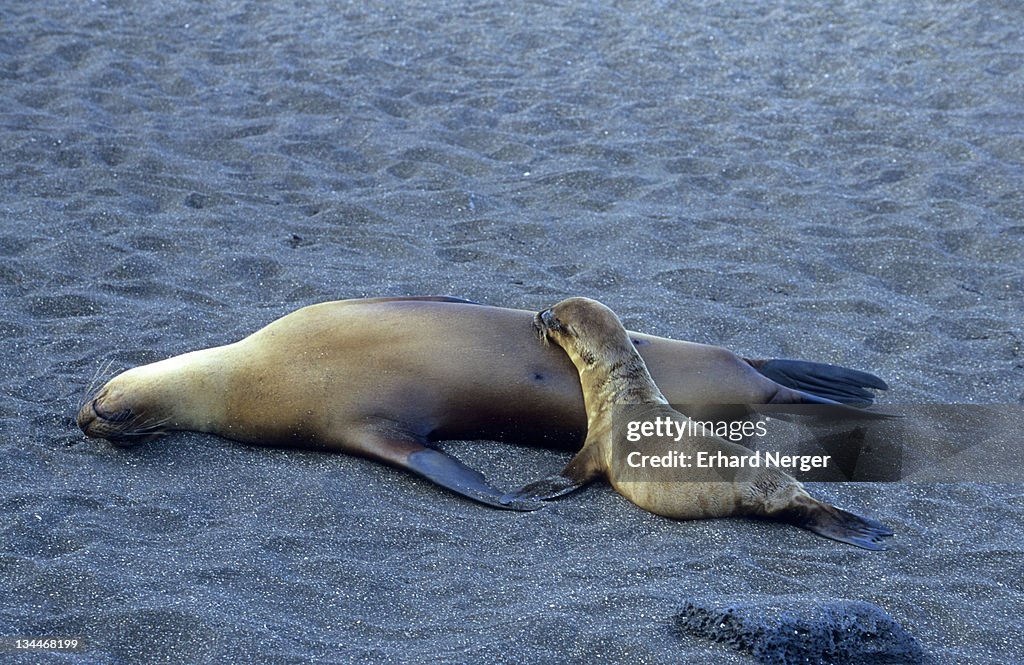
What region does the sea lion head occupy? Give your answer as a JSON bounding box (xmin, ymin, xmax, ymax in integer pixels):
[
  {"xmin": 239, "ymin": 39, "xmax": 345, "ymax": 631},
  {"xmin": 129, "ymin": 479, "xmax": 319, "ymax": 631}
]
[
  {"xmin": 77, "ymin": 369, "xmax": 169, "ymax": 446},
  {"xmin": 534, "ymin": 297, "xmax": 636, "ymax": 370}
]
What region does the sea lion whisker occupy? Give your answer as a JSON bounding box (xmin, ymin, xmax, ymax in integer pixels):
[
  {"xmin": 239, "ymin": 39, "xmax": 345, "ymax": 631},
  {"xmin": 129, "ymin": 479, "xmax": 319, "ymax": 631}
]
[
  {"xmin": 121, "ymin": 411, "xmax": 168, "ymax": 434},
  {"xmin": 137, "ymin": 416, "xmax": 170, "ymax": 432},
  {"xmin": 80, "ymin": 358, "xmax": 117, "ymax": 409},
  {"xmin": 89, "ymin": 358, "xmax": 116, "ymax": 394},
  {"xmin": 117, "ymin": 426, "xmax": 166, "ymax": 438},
  {"xmin": 104, "ymin": 415, "xmax": 170, "ymax": 444}
]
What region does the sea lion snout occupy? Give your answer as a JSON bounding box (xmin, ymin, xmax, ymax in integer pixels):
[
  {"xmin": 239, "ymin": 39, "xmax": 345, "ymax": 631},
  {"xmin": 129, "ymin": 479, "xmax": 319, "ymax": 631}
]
[
  {"xmin": 76, "ymin": 385, "xmax": 163, "ymax": 445},
  {"xmin": 77, "ymin": 396, "xmax": 131, "ymax": 439},
  {"xmin": 75, "ymin": 400, "xmax": 96, "ymax": 433}
]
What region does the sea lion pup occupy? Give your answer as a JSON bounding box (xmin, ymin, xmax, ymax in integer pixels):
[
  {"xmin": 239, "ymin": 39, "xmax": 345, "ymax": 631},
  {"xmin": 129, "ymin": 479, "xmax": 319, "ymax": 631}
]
[
  {"xmin": 503, "ymin": 297, "xmax": 893, "ymax": 550},
  {"xmin": 77, "ymin": 296, "xmax": 887, "ymax": 513}
]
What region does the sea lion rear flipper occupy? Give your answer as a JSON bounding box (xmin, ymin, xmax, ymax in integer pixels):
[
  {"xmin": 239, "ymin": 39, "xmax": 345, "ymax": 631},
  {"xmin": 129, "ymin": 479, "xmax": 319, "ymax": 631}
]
[
  {"xmin": 749, "ymin": 358, "xmax": 888, "ymax": 406},
  {"xmin": 778, "ymin": 497, "xmax": 895, "ymax": 551},
  {"xmin": 405, "ymin": 448, "xmax": 545, "ymax": 511},
  {"xmin": 500, "ymin": 443, "xmax": 603, "ymax": 504}
]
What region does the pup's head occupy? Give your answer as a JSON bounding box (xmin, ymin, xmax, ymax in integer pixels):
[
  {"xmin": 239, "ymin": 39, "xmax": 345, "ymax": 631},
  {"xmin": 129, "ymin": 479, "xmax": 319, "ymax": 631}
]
[{"xmin": 533, "ymin": 297, "xmax": 637, "ymax": 371}]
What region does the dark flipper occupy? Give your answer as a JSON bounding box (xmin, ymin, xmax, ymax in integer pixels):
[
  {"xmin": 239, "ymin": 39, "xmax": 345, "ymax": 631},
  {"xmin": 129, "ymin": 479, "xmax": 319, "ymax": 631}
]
[
  {"xmin": 806, "ymin": 505, "xmax": 894, "ymax": 551},
  {"xmin": 776, "ymin": 497, "xmax": 895, "ymax": 551},
  {"xmin": 501, "ymin": 442, "xmax": 603, "ymax": 504},
  {"xmin": 751, "ymin": 359, "xmax": 889, "ymax": 406},
  {"xmin": 345, "ymin": 427, "xmax": 541, "ymax": 511},
  {"xmin": 501, "ymin": 473, "xmax": 590, "ymax": 504},
  {"xmin": 404, "ymin": 449, "xmax": 544, "ymax": 511},
  {"xmin": 754, "ymin": 399, "xmax": 899, "ymax": 421}
]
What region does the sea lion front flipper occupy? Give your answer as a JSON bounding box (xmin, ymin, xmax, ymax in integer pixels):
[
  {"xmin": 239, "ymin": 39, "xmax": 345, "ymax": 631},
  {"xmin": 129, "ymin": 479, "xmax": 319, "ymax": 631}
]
[
  {"xmin": 749, "ymin": 358, "xmax": 889, "ymax": 406},
  {"xmin": 500, "ymin": 442, "xmax": 603, "ymax": 504},
  {"xmin": 346, "ymin": 428, "xmax": 543, "ymax": 511},
  {"xmin": 776, "ymin": 497, "xmax": 895, "ymax": 551},
  {"xmin": 500, "ymin": 473, "xmax": 587, "ymax": 504}
]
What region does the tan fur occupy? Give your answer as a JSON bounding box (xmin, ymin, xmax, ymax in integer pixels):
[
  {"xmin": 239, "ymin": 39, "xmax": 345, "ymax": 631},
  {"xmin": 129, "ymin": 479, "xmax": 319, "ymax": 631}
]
[
  {"xmin": 77, "ymin": 297, "xmax": 805, "ymax": 452},
  {"xmin": 77, "ymin": 296, "xmax": 891, "ymax": 546},
  {"xmin": 536, "ymin": 297, "xmax": 824, "ymax": 522}
]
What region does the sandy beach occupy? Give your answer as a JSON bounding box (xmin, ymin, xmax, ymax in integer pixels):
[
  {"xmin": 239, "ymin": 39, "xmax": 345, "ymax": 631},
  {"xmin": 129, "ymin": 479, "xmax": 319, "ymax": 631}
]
[{"xmin": 2, "ymin": 1, "xmax": 1023, "ymax": 662}]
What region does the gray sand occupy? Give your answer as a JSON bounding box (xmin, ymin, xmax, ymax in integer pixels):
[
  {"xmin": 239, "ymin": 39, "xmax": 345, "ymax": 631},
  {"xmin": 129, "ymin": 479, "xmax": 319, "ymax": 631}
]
[{"xmin": 2, "ymin": 1, "xmax": 1023, "ymax": 663}]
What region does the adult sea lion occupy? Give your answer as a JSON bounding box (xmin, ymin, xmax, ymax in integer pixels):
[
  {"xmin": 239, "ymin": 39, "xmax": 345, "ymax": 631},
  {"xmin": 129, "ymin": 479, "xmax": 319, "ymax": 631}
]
[
  {"xmin": 501, "ymin": 297, "xmax": 893, "ymax": 549},
  {"xmin": 77, "ymin": 296, "xmax": 887, "ymax": 511}
]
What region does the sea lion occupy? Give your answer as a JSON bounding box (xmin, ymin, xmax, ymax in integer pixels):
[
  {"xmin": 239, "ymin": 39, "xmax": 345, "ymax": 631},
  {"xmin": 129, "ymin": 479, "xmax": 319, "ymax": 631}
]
[
  {"xmin": 77, "ymin": 296, "xmax": 887, "ymax": 512},
  {"xmin": 502, "ymin": 297, "xmax": 893, "ymax": 549}
]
